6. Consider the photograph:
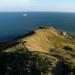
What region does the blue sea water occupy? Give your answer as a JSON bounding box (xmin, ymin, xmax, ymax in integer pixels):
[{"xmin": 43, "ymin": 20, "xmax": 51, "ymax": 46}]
[{"xmin": 0, "ymin": 12, "xmax": 75, "ymax": 41}]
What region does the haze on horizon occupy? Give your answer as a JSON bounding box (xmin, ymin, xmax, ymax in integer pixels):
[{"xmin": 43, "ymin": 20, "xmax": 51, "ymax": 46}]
[{"xmin": 0, "ymin": 0, "xmax": 75, "ymax": 12}]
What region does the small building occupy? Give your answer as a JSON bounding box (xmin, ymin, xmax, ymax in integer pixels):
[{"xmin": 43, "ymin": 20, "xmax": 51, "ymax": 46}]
[{"xmin": 63, "ymin": 32, "xmax": 67, "ymax": 36}]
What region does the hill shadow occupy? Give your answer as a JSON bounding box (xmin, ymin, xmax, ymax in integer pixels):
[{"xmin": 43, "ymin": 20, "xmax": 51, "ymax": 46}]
[
  {"xmin": 0, "ymin": 49, "xmax": 50, "ymax": 75},
  {"xmin": 0, "ymin": 49, "xmax": 75, "ymax": 75}
]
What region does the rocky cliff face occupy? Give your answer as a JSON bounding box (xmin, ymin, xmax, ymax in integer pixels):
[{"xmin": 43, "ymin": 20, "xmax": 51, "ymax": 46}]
[{"xmin": 0, "ymin": 27, "xmax": 75, "ymax": 75}]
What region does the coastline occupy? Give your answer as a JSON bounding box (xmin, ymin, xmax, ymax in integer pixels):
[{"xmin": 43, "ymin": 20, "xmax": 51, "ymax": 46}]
[{"xmin": 0, "ymin": 26, "xmax": 75, "ymax": 43}]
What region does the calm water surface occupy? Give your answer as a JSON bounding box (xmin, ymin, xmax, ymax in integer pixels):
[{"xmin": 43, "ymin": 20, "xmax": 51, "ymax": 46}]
[{"xmin": 0, "ymin": 12, "xmax": 75, "ymax": 41}]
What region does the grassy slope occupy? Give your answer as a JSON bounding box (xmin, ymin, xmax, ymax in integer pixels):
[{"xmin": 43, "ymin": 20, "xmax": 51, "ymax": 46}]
[
  {"xmin": 23, "ymin": 27, "xmax": 75, "ymax": 52},
  {"xmin": 23, "ymin": 27, "xmax": 75, "ymax": 66},
  {"xmin": 0, "ymin": 27, "xmax": 75, "ymax": 75}
]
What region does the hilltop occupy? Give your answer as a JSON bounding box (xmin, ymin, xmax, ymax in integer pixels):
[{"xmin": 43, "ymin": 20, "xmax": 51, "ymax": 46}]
[{"xmin": 0, "ymin": 27, "xmax": 75, "ymax": 75}]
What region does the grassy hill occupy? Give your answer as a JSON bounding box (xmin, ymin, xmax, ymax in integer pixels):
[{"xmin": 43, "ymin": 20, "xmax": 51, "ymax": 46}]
[{"xmin": 0, "ymin": 27, "xmax": 75, "ymax": 75}]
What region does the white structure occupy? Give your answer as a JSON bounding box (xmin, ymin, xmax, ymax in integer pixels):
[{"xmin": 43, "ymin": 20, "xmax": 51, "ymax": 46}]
[
  {"xmin": 63, "ymin": 32, "xmax": 67, "ymax": 36},
  {"xmin": 23, "ymin": 13, "xmax": 27, "ymax": 16}
]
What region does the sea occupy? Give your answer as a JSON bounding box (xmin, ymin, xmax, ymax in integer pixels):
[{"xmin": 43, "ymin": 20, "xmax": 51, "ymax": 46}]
[{"xmin": 0, "ymin": 12, "xmax": 75, "ymax": 41}]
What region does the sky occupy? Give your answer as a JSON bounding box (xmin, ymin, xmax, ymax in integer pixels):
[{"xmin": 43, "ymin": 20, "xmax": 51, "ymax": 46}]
[{"xmin": 0, "ymin": 0, "xmax": 75, "ymax": 12}]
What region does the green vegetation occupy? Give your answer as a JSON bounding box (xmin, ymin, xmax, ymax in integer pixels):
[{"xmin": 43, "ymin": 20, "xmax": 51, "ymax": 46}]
[{"xmin": 0, "ymin": 27, "xmax": 75, "ymax": 75}]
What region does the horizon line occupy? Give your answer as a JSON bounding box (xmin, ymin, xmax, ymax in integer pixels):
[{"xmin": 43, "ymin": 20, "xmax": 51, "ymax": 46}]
[{"xmin": 0, "ymin": 10, "xmax": 75, "ymax": 13}]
